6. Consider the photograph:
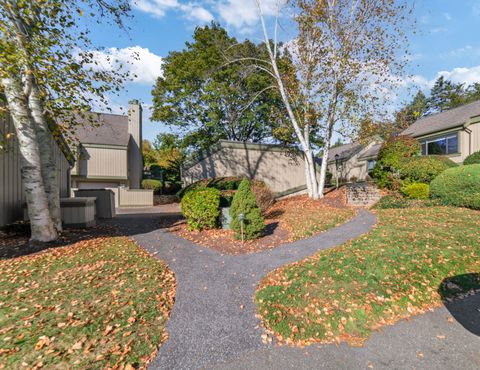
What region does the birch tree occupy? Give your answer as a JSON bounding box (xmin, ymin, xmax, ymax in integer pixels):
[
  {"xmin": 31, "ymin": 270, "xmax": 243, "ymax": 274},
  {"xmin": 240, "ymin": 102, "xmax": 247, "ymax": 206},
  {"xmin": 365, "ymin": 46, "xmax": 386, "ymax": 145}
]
[
  {"xmin": 255, "ymin": 0, "xmax": 411, "ymax": 198},
  {"xmin": 0, "ymin": 0, "xmax": 131, "ymax": 241}
]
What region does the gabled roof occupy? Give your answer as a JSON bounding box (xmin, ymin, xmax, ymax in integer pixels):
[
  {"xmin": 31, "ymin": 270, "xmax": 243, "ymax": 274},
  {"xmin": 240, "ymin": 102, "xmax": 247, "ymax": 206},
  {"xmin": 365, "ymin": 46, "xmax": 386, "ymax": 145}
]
[
  {"xmin": 73, "ymin": 112, "xmax": 129, "ymax": 146},
  {"xmin": 327, "ymin": 142, "xmax": 364, "ymax": 162},
  {"xmin": 402, "ymin": 100, "xmax": 480, "ymax": 138},
  {"xmin": 358, "ymin": 143, "xmax": 382, "ymax": 160}
]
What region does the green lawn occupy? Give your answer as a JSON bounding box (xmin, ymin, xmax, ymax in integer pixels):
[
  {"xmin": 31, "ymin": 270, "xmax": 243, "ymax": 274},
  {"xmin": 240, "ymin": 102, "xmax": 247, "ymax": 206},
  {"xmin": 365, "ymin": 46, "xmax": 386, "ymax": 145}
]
[
  {"xmin": 0, "ymin": 237, "xmax": 175, "ymax": 369},
  {"xmin": 256, "ymin": 206, "xmax": 480, "ymax": 346}
]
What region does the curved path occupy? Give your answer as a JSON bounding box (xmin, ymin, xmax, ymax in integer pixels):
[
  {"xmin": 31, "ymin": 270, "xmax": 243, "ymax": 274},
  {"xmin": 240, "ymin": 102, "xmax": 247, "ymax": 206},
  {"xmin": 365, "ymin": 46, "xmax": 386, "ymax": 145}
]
[{"xmin": 113, "ymin": 209, "xmax": 376, "ymax": 369}]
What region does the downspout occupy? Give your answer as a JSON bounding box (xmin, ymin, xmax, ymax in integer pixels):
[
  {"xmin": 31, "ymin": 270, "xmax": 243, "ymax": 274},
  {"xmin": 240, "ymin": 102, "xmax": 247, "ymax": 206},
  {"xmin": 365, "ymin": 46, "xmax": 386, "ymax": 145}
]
[{"xmin": 463, "ymin": 124, "xmax": 472, "ymax": 157}]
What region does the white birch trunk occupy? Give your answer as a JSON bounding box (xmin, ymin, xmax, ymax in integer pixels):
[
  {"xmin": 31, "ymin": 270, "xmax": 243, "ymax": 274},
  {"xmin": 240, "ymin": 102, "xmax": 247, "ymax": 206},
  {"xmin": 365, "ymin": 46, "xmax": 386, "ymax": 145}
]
[
  {"xmin": 29, "ymin": 83, "xmax": 62, "ymax": 233},
  {"xmin": 256, "ymin": 0, "xmax": 319, "ymax": 198},
  {"xmin": 318, "ymin": 125, "xmax": 334, "ymax": 198},
  {"xmin": 2, "ymin": 76, "xmax": 57, "ymax": 242}
]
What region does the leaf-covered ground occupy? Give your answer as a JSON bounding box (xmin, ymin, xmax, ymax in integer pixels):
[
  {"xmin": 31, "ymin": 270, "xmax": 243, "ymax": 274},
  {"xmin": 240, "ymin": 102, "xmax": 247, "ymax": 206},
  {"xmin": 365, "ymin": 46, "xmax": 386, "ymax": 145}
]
[
  {"xmin": 256, "ymin": 206, "xmax": 480, "ymax": 346},
  {"xmin": 171, "ymin": 191, "xmax": 355, "ymax": 254},
  {"xmin": 0, "ymin": 237, "xmax": 175, "ymax": 369},
  {"xmin": 274, "ymin": 193, "xmax": 355, "ymax": 241}
]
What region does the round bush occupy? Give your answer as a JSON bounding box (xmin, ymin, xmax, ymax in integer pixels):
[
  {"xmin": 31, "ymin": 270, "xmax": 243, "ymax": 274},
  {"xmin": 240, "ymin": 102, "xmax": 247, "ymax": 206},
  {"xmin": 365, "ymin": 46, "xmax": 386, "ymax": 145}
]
[
  {"xmin": 398, "ymin": 155, "xmax": 457, "ymax": 183},
  {"xmin": 142, "ymin": 179, "xmax": 162, "ymax": 194},
  {"xmin": 430, "ymin": 164, "xmax": 480, "ymax": 209},
  {"xmin": 230, "ymin": 179, "xmax": 265, "ymax": 240},
  {"xmin": 464, "ymin": 151, "xmax": 480, "ymax": 165},
  {"xmin": 251, "ymin": 182, "xmax": 274, "ymax": 215},
  {"xmin": 402, "ymin": 182, "xmax": 430, "ymax": 199},
  {"xmin": 181, "ymin": 187, "xmax": 221, "ymax": 230},
  {"xmin": 373, "ymin": 136, "xmax": 420, "ymax": 189}
]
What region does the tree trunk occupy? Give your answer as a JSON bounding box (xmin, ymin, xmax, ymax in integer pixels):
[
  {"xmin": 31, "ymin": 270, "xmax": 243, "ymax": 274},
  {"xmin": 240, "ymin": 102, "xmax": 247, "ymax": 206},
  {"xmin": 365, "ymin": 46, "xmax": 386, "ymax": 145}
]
[
  {"xmin": 305, "ymin": 149, "xmax": 319, "ymax": 199},
  {"xmin": 29, "ymin": 82, "xmax": 62, "ymax": 233},
  {"xmin": 2, "ymin": 76, "xmax": 57, "ymax": 242},
  {"xmin": 304, "ymin": 153, "xmax": 313, "ymax": 197},
  {"xmin": 318, "ymin": 125, "xmax": 334, "ymax": 198}
]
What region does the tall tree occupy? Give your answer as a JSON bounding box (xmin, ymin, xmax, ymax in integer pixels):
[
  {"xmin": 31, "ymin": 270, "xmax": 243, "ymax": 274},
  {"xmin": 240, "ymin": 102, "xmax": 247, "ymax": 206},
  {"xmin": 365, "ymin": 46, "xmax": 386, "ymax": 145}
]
[
  {"xmin": 151, "ymin": 23, "xmax": 289, "ymax": 151},
  {"xmin": 0, "ymin": 0, "xmax": 131, "ymax": 241},
  {"xmin": 426, "ymin": 76, "xmax": 465, "ymax": 113},
  {"xmin": 395, "ymin": 90, "xmax": 427, "ymax": 128},
  {"xmin": 255, "ymin": 0, "xmax": 411, "ymax": 198}
]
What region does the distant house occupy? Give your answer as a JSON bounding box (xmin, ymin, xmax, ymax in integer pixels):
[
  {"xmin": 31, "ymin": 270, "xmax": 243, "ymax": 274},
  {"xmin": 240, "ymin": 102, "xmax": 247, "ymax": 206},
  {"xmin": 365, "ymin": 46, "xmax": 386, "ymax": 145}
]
[
  {"xmin": 71, "ymin": 100, "xmax": 153, "ymax": 207},
  {"xmin": 329, "ymin": 100, "xmax": 480, "ymax": 182},
  {"xmin": 0, "ymin": 115, "xmax": 73, "ymax": 227},
  {"xmin": 182, "ymin": 140, "xmax": 320, "ymax": 196},
  {"xmin": 326, "ymin": 138, "xmax": 383, "ymax": 183}
]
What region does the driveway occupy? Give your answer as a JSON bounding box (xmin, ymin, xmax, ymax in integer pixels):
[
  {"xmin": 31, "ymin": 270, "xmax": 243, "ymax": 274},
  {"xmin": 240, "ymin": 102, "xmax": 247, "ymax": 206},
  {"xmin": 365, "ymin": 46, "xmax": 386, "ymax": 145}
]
[{"xmin": 112, "ymin": 207, "xmax": 480, "ymax": 370}]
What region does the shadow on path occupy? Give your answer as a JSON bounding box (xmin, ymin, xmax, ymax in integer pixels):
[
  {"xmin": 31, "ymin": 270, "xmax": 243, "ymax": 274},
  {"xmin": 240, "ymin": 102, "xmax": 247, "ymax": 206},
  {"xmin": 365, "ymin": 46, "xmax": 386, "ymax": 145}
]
[{"xmin": 438, "ymin": 273, "xmax": 480, "ymax": 336}]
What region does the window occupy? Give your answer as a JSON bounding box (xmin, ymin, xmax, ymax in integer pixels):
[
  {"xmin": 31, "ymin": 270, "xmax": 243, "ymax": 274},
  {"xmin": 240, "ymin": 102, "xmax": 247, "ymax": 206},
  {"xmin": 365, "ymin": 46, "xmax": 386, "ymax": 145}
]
[
  {"xmin": 420, "ymin": 133, "xmax": 458, "ymax": 155},
  {"xmin": 367, "ymin": 159, "xmax": 376, "ymax": 171}
]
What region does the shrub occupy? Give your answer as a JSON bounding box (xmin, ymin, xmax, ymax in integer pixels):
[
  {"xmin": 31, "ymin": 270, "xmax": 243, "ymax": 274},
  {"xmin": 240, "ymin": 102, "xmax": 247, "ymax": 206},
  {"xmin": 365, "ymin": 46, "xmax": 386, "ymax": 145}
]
[
  {"xmin": 430, "ymin": 164, "xmax": 480, "ymax": 209},
  {"xmin": 142, "ymin": 179, "xmax": 162, "ymax": 194},
  {"xmin": 251, "ymin": 182, "xmax": 274, "ymax": 215},
  {"xmin": 181, "ymin": 187, "xmax": 221, "ymax": 230},
  {"xmin": 464, "ymin": 150, "xmax": 480, "ymax": 165},
  {"xmin": 402, "ymin": 182, "xmax": 430, "ymax": 199},
  {"xmin": 373, "ymin": 136, "xmax": 420, "ymax": 189},
  {"xmin": 230, "ymin": 179, "xmax": 265, "ymax": 240},
  {"xmin": 398, "ymin": 155, "xmax": 457, "ymax": 183},
  {"xmin": 177, "ymin": 177, "xmax": 271, "ymax": 199}
]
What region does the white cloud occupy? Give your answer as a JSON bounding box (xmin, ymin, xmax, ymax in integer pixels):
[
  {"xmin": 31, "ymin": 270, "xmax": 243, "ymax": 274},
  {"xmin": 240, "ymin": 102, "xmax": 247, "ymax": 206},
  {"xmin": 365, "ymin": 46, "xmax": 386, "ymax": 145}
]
[
  {"xmin": 133, "ymin": 0, "xmax": 179, "ymax": 17},
  {"xmin": 180, "ymin": 3, "xmax": 214, "ymax": 22},
  {"xmin": 87, "ymin": 46, "xmax": 163, "ymax": 84},
  {"xmin": 443, "ymin": 12, "xmax": 452, "ymax": 21},
  {"xmin": 133, "ymin": 0, "xmax": 213, "ymax": 23},
  {"xmin": 217, "ymin": 0, "xmax": 286, "ymax": 29},
  {"xmin": 437, "ymin": 65, "xmax": 480, "ymax": 86}
]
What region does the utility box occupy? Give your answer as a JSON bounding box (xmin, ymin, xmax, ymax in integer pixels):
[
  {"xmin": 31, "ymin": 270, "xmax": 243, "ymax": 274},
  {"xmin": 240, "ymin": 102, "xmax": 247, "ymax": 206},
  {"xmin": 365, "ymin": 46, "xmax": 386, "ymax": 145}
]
[{"xmin": 74, "ymin": 189, "xmax": 116, "ymax": 219}]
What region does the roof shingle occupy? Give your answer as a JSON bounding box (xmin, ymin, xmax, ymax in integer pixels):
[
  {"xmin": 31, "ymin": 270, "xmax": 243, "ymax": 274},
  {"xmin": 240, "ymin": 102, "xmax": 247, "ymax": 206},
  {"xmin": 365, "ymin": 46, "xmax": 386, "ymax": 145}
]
[
  {"xmin": 73, "ymin": 113, "xmax": 129, "ymax": 146},
  {"xmin": 402, "ymin": 100, "xmax": 480, "ymax": 137}
]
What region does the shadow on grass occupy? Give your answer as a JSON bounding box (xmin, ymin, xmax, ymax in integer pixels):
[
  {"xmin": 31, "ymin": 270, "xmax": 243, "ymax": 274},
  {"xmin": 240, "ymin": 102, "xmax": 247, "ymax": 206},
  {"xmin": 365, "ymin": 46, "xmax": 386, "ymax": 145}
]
[
  {"xmin": 438, "ymin": 273, "xmax": 480, "ymax": 336},
  {"xmin": 0, "ymin": 210, "xmax": 185, "ymax": 260}
]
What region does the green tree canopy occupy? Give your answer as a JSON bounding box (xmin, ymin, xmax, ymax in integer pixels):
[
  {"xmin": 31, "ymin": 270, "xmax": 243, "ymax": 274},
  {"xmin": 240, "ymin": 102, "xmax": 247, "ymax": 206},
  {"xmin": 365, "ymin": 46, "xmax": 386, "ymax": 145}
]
[{"xmin": 151, "ymin": 22, "xmax": 290, "ymax": 151}]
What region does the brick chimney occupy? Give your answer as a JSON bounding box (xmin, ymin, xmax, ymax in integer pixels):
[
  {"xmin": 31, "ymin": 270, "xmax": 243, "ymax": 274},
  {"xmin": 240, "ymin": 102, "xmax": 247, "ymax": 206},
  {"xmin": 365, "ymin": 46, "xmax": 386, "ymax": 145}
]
[{"xmin": 128, "ymin": 100, "xmax": 143, "ymax": 189}]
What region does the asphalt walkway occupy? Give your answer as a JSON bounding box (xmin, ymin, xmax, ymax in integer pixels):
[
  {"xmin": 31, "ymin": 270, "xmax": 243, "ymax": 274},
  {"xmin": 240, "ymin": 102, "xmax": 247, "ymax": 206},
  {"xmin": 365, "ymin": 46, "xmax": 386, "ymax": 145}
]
[{"xmin": 113, "ymin": 208, "xmax": 480, "ymax": 370}]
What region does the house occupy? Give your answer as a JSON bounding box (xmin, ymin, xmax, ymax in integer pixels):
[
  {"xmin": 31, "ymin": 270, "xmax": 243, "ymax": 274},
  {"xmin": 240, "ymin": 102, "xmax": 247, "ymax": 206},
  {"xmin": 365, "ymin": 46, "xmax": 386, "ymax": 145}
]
[
  {"xmin": 326, "ymin": 138, "xmax": 383, "ymax": 183},
  {"xmin": 71, "ymin": 100, "xmax": 153, "ymax": 207},
  {"xmin": 401, "ymin": 99, "xmax": 480, "ymax": 163},
  {"xmin": 328, "ymin": 100, "xmax": 480, "ymax": 182},
  {"xmin": 0, "ymin": 114, "xmax": 73, "ymax": 227},
  {"xmin": 181, "ymin": 140, "xmax": 320, "ymax": 195}
]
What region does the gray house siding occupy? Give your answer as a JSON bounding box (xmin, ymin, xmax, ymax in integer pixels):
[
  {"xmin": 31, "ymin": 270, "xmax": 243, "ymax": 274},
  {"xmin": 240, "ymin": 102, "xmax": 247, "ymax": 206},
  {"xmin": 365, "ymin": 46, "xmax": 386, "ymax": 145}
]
[{"xmin": 0, "ymin": 115, "xmax": 71, "ymax": 227}]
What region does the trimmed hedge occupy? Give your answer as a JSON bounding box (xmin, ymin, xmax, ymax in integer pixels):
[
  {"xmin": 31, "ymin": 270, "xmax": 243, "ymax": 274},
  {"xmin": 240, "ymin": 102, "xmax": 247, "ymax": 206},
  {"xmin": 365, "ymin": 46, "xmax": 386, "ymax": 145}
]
[
  {"xmin": 402, "ymin": 182, "xmax": 430, "ymax": 199},
  {"xmin": 373, "ymin": 136, "xmax": 420, "ymax": 189},
  {"xmin": 230, "ymin": 179, "xmax": 265, "ymax": 240},
  {"xmin": 142, "ymin": 179, "xmax": 162, "ymax": 193},
  {"xmin": 464, "ymin": 150, "xmax": 480, "ymax": 165},
  {"xmin": 430, "ymin": 164, "xmax": 480, "ymax": 209},
  {"xmin": 181, "ymin": 187, "xmax": 221, "ymax": 230},
  {"xmin": 398, "ymin": 155, "xmax": 457, "ymax": 183}
]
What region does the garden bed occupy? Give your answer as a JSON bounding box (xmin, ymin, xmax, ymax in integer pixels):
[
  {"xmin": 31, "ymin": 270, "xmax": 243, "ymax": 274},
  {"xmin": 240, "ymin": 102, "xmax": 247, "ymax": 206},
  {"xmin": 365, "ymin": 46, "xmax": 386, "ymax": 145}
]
[
  {"xmin": 170, "ymin": 189, "xmax": 356, "ymax": 254},
  {"xmin": 0, "ymin": 236, "xmax": 176, "ymax": 369},
  {"xmin": 255, "ymin": 205, "xmax": 480, "ymax": 347}
]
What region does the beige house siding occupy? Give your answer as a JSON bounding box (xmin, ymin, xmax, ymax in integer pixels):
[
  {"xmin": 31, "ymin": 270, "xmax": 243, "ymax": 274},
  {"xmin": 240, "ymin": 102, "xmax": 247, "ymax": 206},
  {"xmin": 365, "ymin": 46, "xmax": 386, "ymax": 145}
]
[
  {"xmin": 327, "ymin": 141, "xmax": 380, "ymax": 183},
  {"xmin": 0, "ymin": 115, "xmax": 71, "ymax": 227},
  {"xmin": 118, "ymin": 188, "xmax": 153, "ymax": 207},
  {"xmin": 412, "ymin": 121, "xmax": 480, "ymax": 164},
  {"xmin": 182, "ymin": 142, "xmax": 309, "ymax": 194},
  {"xmin": 72, "ymin": 145, "xmax": 128, "ymax": 179}
]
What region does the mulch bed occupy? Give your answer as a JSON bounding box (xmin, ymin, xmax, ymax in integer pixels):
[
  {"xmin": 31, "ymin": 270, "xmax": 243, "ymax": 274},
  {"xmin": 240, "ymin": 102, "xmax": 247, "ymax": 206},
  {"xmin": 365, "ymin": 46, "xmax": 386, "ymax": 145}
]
[{"xmin": 169, "ymin": 188, "xmax": 354, "ymax": 255}]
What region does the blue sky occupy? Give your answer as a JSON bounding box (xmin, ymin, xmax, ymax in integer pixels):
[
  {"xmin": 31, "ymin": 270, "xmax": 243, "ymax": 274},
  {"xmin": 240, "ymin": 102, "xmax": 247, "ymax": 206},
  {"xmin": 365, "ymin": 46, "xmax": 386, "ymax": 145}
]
[{"xmin": 88, "ymin": 0, "xmax": 480, "ymax": 142}]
